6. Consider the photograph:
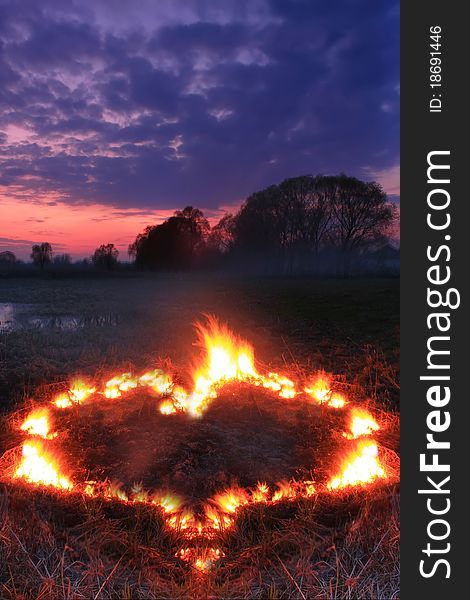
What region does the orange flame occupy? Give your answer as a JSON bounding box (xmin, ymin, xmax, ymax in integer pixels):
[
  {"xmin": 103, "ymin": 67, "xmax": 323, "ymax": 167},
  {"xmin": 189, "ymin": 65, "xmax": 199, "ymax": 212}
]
[
  {"xmin": 167, "ymin": 508, "xmax": 197, "ymax": 531},
  {"xmin": 185, "ymin": 317, "xmax": 299, "ymax": 415},
  {"xmin": 43, "ymin": 319, "xmax": 349, "ymax": 419},
  {"xmin": 178, "ymin": 547, "xmax": 223, "ymax": 571},
  {"xmin": 69, "ymin": 380, "xmax": 96, "ymax": 404},
  {"xmin": 302, "ymin": 480, "xmax": 316, "ymax": 497},
  {"xmin": 131, "ymin": 482, "xmax": 149, "ymax": 503},
  {"xmin": 212, "ymin": 486, "xmax": 249, "ymax": 514},
  {"xmin": 53, "ymin": 380, "xmax": 95, "ymax": 408},
  {"xmin": 344, "ymin": 407, "xmax": 380, "ymax": 439},
  {"xmin": 152, "ymin": 492, "xmax": 182, "ymax": 514},
  {"xmin": 14, "ymin": 442, "xmax": 72, "ymax": 490},
  {"xmin": 139, "ymin": 369, "xmax": 173, "ymax": 395},
  {"xmin": 53, "ymin": 393, "xmax": 73, "ymax": 409},
  {"xmin": 328, "ymin": 441, "xmax": 386, "ymax": 490},
  {"xmin": 159, "ymin": 400, "xmax": 177, "ymax": 415},
  {"xmin": 328, "ymin": 393, "xmax": 347, "ymax": 409},
  {"xmin": 104, "ymin": 373, "xmax": 137, "ymax": 398},
  {"xmin": 20, "ymin": 408, "xmax": 56, "ymax": 439},
  {"xmin": 204, "ymin": 504, "xmax": 234, "ymax": 530},
  {"xmin": 304, "ymin": 373, "xmax": 331, "ymax": 403},
  {"xmin": 304, "ymin": 373, "xmax": 347, "ymax": 408},
  {"xmin": 272, "ymin": 480, "xmax": 297, "ymax": 503},
  {"xmin": 4, "ymin": 315, "xmax": 394, "ymax": 549},
  {"xmin": 104, "ymin": 481, "xmax": 129, "ymax": 502},
  {"xmin": 251, "ymin": 482, "xmax": 269, "ymax": 503}
]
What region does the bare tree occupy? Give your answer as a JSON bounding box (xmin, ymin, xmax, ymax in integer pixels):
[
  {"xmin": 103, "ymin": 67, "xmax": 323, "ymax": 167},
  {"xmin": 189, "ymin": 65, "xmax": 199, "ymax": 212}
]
[
  {"xmin": 0, "ymin": 251, "xmax": 17, "ymax": 264},
  {"xmin": 53, "ymin": 254, "xmax": 72, "ymax": 266},
  {"xmin": 31, "ymin": 242, "xmax": 52, "ymax": 269},
  {"xmin": 92, "ymin": 244, "xmax": 119, "ymax": 270},
  {"xmin": 328, "ymin": 175, "xmax": 394, "ymax": 276}
]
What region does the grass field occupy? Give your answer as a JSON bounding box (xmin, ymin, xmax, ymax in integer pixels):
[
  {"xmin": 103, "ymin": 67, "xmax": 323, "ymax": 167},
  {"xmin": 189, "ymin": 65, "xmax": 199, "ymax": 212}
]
[{"xmin": 0, "ymin": 275, "xmax": 399, "ymax": 599}]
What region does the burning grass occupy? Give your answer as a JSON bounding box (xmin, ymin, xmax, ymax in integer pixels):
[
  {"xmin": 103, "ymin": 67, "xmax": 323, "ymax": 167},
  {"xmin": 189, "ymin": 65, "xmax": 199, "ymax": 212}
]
[
  {"xmin": 0, "ymin": 278, "xmax": 399, "ymax": 597},
  {"xmin": 0, "ymin": 479, "xmax": 399, "ymax": 599},
  {"xmin": 0, "ymin": 315, "xmax": 398, "ymax": 593}
]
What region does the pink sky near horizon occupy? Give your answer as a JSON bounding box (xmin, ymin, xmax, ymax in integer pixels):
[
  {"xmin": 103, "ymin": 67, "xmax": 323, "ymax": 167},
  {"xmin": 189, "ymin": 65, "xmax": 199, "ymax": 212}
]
[{"xmin": 0, "ymin": 193, "xmax": 240, "ymax": 261}]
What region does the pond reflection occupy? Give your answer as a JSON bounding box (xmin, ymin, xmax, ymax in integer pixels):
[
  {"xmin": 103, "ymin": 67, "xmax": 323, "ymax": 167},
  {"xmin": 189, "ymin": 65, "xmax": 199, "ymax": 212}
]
[{"xmin": 0, "ymin": 303, "xmax": 119, "ymax": 332}]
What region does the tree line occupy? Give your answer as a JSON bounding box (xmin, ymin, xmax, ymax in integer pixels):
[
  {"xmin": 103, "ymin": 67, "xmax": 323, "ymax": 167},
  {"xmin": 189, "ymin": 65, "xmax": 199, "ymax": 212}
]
[
  {"xmin": 1, "ymin": 174, "xmax": 397, "ymax": 277},
  {"xmin": 129, "ymin": 174, "xmax": 396, "ymax": 276},
  {"xmin": 1, "ymin": 243, "xmax": 121, "ymax": 271}
]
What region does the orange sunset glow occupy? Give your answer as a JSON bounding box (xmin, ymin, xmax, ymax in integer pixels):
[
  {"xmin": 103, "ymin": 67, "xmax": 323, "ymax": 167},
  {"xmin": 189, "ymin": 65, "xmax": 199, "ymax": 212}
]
[{"xmin": 1, "ymin": 193, "xmax": 233, "ymax": 260}]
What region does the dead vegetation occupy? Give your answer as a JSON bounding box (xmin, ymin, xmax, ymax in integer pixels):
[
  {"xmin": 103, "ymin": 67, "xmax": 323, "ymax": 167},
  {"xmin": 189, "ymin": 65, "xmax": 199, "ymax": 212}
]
[{"xmin": 0, "ymin": 477, "xmax": 399, "ymax": 599}]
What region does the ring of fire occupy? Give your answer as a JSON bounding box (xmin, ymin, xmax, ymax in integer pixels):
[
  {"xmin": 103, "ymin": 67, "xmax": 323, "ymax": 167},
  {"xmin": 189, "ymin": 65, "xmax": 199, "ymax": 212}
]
[{"xmin": 1, "ymin": 316, "xmax": 398, "ymax": 572}]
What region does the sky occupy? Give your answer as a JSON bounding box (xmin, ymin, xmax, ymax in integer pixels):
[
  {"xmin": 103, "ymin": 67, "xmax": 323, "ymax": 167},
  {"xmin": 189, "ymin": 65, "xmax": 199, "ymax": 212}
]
[{"xmin": 0, "ymin": 0, "xmax": 400, "ymax": 260}]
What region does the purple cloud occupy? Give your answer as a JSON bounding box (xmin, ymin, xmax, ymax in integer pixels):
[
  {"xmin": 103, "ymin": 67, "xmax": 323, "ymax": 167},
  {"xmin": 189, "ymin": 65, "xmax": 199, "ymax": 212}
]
[{"xmin": 0, "ymin": 0, "xmax": 399, "ymax": 211}]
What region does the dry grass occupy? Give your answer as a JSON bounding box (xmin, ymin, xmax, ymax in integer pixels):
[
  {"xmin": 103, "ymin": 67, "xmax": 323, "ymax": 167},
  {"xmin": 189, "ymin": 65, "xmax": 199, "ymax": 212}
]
[{"xmin": 0, "ymin": 478, "xmax": 399, "ymax": 599}]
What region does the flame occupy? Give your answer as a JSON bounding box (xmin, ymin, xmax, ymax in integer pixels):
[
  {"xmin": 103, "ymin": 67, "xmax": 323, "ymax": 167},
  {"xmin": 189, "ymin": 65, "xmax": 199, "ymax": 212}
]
[
  {"xmin": 167, "ymin": 508, "xmax": 196, "ymax": 531},
  {"xmin": 302, "ymin": 480, "xmax": 316, "ymax": 497},
  {"xmin": 53, "ymin": 380, "xmax": 95, "ymax": 408},
  {"xmin": 328, "ymin": 441, "xmax": 386, "ymax": 490},
  {"xmin": 345, "ymin": 407, "xmax": 380, "ymax": 439},
  {"xmin": 159, "ymin": 400, "xmax": 177, "ymax": 415},
  {"xmin": 262, "ymin": 373, "xmax": 296, "ymax": 398},
  {"xmin": 272, "ymin": 480, "xmax": 297, "ymax": 503},
  {"xmin": 189, "ymin": 317, "xmax": 257, "ymax": 415},
  {"xmin": 20, "ymin": 408, "xmax": 56, "ymax": 439},
  {"xmin": 131, "ymin": 483, "xmax": 149, "ymax": 503},
  {"xmin": 53, "ymin": 393, "xmax": 73, "ymax": 409},
  {"xmin": 139, "ymin": 369, "xmax": 173, "ymax": 395},
  {"xmin": 152, "ymin": 493, "xmax": 182, "ymax": 514},
  {"xmin": 212, "ymin": 487, "xmax": 249, "ymax": 514},
  {"xmin": 329, "ymin": 393, "xmax": 347, "ymax": 408},
  {"xmin": 45, "ymin": 319, "xmax": 347, "ymax": 418},
  {"xmin": 195, "ymin": 547, "xmax": 222, "ymax": 571},
  {"xmin": 172, "ymin": 386, "xmax": 189, "ymax": 409},
  {"xmin": 304, "ymin": 374, "xmax": 347, "ymax": 408},
  {"xmin": 14, "ymin": 442, "xmax": 72, "ymax": 490},
  {"xmin": 104, "ymin": 481, "xmax": 129, "ymax": 502},
  {"xmin": 178, "ymin": 547, "xmax": 223, "ymax": 571},
  {"xmin": 185, "ymin": 317, "xmax": 299, "ymax": 415},
  {"xmin": 83, "ymin": 481, "xmax": 98, "ymax": 496},
  {"xmin": 4, "ymin": 315, "xmax": 395, "ymax": 556},
  {"xmin": 69, "ymin": 380, "xmax": 96, "ymax": 404},
  {"xmin": 204, "ymin": 504, "xmax": 234, "ymax": 530},
  {"xmin": 104, "ymin": 373, "xmax": 137, "ymax": 398},
  {"xmin": 251, "ymin": 482, "xmax": 269, "ymax": 503},
  {"xmin": 103, "ymin": 369, "xmax": 174, "ymax": 400},
  {"xmin": 305, "ymin": 373, "xmax": 331, "ymax": 403}
]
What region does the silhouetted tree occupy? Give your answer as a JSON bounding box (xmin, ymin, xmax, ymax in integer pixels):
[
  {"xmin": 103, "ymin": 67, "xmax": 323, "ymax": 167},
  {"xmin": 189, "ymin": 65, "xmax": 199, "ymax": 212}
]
[
  {"xmin": 130, "ymin": 206, "xmax": 210, "ymax": 269},
  {"xmin": 230, "ymin": 174, "xmax": 393, "ymax": 275},
  {"xmin": 232, "ymin": 185, "xmax": 285, "ymax": 272},
  {"xmin": 0, "ymin": 251, "xmax": 17, "ymax": 263},
  {"xmin": 92, "ymin": 244, "xmax": 119, "ymax": 270},
  {"xmin": 31, "ymin": 242, "xmax": 52, "ymax": 269},
  {"xmin": 53, "ymin": 253, "xmax": 72, "ymax": 266},
  {"xmin": 326, "ymin": 174, "xmax": 393, "ymax": 276},
  {"xmin": 127, "ymin": 175, "xmax": 394, "ymax": 276},
  {"xmin": 206, "ymin": 214, "xmax": 236, "ymax": 254}
]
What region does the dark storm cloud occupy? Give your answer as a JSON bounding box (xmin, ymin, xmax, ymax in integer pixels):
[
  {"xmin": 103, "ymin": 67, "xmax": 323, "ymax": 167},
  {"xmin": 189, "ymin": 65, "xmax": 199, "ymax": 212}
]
[{"xmin": 0, "ymin": 0, "xmax": 399, "ymax": 210}]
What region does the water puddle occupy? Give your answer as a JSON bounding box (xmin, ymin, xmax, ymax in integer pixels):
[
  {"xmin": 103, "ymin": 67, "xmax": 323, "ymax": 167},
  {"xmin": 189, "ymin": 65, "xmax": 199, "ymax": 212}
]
[{"xmin": 0, "ymin": 303, "xmax": 119, "ymax": 332}]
